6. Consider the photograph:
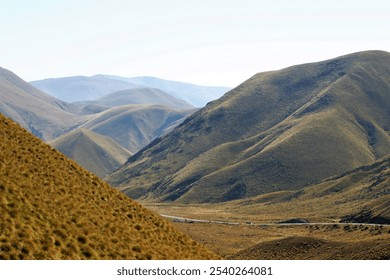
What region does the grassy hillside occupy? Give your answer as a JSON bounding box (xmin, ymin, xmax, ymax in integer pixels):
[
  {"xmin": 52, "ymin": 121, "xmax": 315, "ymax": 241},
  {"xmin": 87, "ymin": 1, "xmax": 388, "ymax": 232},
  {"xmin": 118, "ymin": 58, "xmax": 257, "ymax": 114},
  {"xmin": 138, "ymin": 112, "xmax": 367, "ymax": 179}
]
[
  {"xmin": 107, "ymin": 51, "xmax": 390, "ymax": 203},
  {"xmin": 49, "ymin": 129, "xmax": 133, "ymax": 177},
  {"xmin": 0, "ymin": 67, "xmax": 87, "ymax": 140},
  {"xmin": 0, "ymin": 113, "xmax": 219, "ymax": 260}
]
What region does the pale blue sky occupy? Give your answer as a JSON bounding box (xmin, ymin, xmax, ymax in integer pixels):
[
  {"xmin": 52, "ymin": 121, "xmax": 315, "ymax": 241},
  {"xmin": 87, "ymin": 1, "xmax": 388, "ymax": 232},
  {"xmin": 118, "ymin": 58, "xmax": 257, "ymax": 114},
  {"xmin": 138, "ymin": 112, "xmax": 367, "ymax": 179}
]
[{"xmin": 0, "ymin": 0, "xmax": 389, "ymax": 86}]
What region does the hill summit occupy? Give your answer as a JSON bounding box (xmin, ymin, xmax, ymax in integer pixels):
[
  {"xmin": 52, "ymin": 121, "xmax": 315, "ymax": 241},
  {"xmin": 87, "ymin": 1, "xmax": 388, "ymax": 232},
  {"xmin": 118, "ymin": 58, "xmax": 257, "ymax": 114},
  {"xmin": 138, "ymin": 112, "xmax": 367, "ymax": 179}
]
[
  {"xmin": 107, "ymin": 50, "xmax": 390, "ymax": 203},
  {"xmin": 0, "ymin": 113, "xmax": 219, "ymax": 259}
]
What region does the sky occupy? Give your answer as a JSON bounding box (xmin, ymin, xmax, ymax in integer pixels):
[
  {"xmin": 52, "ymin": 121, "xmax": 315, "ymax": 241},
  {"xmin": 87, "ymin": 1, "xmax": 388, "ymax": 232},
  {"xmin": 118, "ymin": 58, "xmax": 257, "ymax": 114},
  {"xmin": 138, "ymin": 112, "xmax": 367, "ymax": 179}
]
[{"xmin": 0, "ymin": 0, "xmax": 389, "ymax": 87}]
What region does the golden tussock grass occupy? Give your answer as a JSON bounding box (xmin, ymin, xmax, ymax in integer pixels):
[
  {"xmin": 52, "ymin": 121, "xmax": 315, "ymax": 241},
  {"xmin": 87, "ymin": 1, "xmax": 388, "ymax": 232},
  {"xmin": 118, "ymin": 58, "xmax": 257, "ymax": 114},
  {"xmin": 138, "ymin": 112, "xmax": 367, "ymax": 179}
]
[{"xmin": 0, "ymin": 113, "xmax": 220, "ymax": 260}]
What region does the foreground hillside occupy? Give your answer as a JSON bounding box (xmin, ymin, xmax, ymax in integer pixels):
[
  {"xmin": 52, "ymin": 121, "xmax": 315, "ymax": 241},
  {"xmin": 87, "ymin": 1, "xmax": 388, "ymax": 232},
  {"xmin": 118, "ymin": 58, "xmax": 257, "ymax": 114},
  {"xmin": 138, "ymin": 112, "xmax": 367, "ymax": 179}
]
[
  {"xmin": 0, "ymin": 113, "xmax": 219, "ymax": 260},
  {"xmin": 108, "ymin": 50, "xmax": 390, "ymax": 203}
]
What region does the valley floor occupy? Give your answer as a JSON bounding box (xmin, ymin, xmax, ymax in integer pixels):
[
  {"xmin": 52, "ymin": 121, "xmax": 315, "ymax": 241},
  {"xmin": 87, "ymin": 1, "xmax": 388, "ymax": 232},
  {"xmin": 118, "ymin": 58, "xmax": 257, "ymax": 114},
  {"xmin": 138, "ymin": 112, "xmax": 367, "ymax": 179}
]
[{"xmin": 144, "ymin": 202, "xmax": 390, "ymax": 259}]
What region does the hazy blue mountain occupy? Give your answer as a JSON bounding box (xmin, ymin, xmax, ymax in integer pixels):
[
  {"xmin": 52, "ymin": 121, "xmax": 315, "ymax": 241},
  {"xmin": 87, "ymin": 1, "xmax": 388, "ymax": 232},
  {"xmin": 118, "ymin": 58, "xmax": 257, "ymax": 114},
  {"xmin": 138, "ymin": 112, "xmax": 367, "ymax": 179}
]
[
  {"xmin": 30, "ymin": 75, "xmax": 139, "ymax": 102},
  {"xmin": 102, "ymin": 75, "xmax": 231, "ymax": 107}
]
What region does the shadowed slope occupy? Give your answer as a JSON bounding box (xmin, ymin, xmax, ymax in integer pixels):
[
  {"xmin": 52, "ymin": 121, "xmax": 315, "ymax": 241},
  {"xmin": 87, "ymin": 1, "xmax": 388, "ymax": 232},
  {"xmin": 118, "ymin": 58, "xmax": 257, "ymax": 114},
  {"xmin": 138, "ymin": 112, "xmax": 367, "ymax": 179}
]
[
  {"xmin": 107, "ymin": 51, "xmax": 390, "ymax": 203},
  {"xmin": 49, "ymin": 129, "xmax": 133, "ymax": 177},
  {"xmin": 0, "ymin": 113, "xmax": 219, "ymax": 260}
]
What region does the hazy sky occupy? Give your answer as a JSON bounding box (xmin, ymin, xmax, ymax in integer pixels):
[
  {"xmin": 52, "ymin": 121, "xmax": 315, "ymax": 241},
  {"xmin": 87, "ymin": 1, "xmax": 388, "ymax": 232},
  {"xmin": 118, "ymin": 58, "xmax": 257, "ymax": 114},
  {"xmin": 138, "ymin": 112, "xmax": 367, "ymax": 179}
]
[{"xmin": 1, "ymin": 0, "xmax": 389, "ymax": 87}]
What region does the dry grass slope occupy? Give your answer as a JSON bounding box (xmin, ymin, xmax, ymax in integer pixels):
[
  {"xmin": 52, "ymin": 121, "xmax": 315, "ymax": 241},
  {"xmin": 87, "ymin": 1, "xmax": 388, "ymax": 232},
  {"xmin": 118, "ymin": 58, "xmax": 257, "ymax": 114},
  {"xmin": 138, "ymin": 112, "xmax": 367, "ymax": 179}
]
[{"xmin": 0, "ymin": 113, "xmax": 219, "ymax": 260}]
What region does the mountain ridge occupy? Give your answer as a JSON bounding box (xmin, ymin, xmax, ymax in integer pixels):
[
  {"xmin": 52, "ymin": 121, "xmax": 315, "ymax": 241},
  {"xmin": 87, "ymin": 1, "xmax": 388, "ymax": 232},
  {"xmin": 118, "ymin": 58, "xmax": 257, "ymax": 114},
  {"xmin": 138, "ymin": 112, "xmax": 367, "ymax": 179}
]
[
  {"xmin": 107, "ymin": 50, "xmax": 390, "ymax": 203},
  {"xmin": 32, "ymin": 74, "xmax": 230, "ymax": 107}
]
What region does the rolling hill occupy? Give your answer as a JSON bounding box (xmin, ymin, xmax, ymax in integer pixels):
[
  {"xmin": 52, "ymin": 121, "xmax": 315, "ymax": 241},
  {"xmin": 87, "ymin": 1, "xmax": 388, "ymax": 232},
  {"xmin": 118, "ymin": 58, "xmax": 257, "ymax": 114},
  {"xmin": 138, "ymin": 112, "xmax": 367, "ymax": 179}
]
[
  {"xmin": 49, "ymin": 128, "xmax": 133, "ymax": 178},
  {"xmin": 0, "ymin": 113, "xmax": 219, "ymax": 260},
  {"xmin": 0, "ymin": 67, "xmax": 87, "ymax": 140},
  {"xmin": 79, "ymin": 104, "xmax": 197, "ymax": 153},
  {"xmin": 72, "ymin": 87, "xmax": 193, "ymax": 113},
  {"xmin": 107, "ymin": 50, "xmax": 390, "ymax": 203}
]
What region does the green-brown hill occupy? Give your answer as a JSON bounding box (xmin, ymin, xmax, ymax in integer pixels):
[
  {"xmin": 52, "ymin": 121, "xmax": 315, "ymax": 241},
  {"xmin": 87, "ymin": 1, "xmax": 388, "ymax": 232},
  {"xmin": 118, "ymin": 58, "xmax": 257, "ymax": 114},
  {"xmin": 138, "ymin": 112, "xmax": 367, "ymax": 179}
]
[
  {"xmin": 107, "ymin": 51, "xmax": 390, "ymax": 203},
  {"xmin": 0, "ymin": 113, "xmax": 219, "ymax": 260},
  {"xmin": 49, "ymin": 128, "xmax": 133, "ymax": 178}
]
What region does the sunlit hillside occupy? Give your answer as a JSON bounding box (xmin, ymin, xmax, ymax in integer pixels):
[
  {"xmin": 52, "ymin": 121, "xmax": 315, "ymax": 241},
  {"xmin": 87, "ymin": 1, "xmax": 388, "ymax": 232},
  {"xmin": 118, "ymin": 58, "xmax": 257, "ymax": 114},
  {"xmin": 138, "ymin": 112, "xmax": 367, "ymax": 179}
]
[{"xmin": 0, "ymin": 113, "xmax": 219, "ymax": 260}]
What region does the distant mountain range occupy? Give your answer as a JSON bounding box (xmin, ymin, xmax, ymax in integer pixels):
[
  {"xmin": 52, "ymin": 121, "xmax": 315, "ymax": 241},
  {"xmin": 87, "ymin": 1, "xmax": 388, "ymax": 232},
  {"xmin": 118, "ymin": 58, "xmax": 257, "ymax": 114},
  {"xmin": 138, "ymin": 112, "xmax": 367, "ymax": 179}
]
[
  {"xmin": 31, "ymin": 75, "xmax": 231, "ymax": 107},
  {"xmin": 103, "ymin": 75, "xmax": 232, "ymax": 107},
  {"xmin": 0, "ymin": 68, "xmax": 198, "ymax": 176},
  {"xmin": 30, "ymin": 75, "xmax": 140, "ymax": 102},
  {"xmin": 107, "ymin": 51, "xmax": 390, "ymax": 206},
  {"xmin": 65, "ymin": 104, "xmax": 197, "ymax": 153}
]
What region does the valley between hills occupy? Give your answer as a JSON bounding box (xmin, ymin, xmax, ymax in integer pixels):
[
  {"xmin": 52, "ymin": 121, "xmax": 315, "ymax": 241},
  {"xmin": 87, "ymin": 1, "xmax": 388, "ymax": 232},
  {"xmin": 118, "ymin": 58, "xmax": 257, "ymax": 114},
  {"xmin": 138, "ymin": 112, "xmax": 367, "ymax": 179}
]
[{"xmin": 1, "ymin": 50, "xmax": 389, "ymax": 259}]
